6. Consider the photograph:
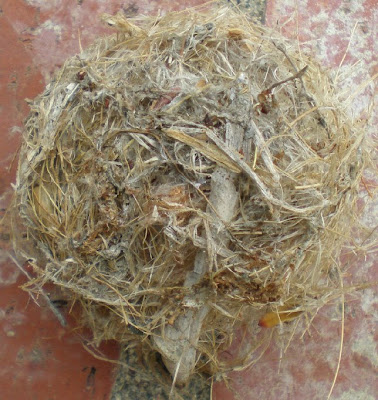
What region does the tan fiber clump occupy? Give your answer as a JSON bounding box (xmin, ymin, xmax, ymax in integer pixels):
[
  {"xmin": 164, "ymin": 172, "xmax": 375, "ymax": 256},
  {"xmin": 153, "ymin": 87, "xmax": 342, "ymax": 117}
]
[{"xmin": 13, "ymin": 5, "xmax": 364, "ymax": 384}]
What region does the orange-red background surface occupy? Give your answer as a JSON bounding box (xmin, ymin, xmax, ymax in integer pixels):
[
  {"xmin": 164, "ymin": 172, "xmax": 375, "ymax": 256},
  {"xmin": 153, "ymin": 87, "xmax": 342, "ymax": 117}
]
[{"xmin": 0, "ymin": 1, "xmax": 376, "ymax": 399}]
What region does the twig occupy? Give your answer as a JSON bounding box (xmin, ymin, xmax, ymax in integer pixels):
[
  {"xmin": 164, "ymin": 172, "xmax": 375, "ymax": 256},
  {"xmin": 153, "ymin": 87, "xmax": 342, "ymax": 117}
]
[
  {"xmin": 265, "ymin": 65, "xmax": 308, "ymax": 93},
  {"xmin": 272, "ymin": 41, "xmax": 329, "ymax": 132}
]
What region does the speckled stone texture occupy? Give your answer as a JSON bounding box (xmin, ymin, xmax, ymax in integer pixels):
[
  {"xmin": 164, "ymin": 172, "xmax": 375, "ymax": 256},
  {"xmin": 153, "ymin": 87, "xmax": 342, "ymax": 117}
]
[
  {"xmin": 111, "ymin": 343, "xmax": 211, "ymax": 400},
  {"xmin": 0, "ymin": 1, "xmax": 376, "ymax": 400},
  {"xmin": 225, "ymin": 0, "xmax": 267, "ymax": 22}
]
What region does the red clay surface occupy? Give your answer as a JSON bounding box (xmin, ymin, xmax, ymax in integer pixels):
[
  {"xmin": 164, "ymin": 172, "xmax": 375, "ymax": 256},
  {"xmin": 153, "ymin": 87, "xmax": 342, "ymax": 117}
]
[
  {"xmin": 0, "ymin": 276, "xmax": 120, "ymax": 400},
  {"xmin": 1, "ymin": 1, "xmax": 376, "ymax": 400}
]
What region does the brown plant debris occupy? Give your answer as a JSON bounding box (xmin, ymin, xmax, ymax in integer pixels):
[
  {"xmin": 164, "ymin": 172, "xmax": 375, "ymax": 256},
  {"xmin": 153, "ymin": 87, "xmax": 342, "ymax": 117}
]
[{"xmin": 11, "ymin": 5, "xmax": 365, "ymax": 385}]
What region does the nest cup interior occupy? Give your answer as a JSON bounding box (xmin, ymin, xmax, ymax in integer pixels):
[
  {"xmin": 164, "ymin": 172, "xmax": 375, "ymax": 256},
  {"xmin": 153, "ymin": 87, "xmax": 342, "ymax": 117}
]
[{"xmin": 14, "ymin": 6, "xmax": 363, "ymax": 379}]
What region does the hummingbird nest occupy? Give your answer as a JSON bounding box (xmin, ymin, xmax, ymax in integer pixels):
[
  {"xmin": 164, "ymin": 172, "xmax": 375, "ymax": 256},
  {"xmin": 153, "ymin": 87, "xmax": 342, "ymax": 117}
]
[{"xmin": 12, "ymin": 5, "xmax": 364, "ymax": 384}]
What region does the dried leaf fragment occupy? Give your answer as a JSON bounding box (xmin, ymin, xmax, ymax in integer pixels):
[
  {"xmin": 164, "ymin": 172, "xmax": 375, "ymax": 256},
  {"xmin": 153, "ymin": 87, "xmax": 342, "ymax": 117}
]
[{"xmin": 259, "ymin": 306, "xmax": 303, "ymax": 328}]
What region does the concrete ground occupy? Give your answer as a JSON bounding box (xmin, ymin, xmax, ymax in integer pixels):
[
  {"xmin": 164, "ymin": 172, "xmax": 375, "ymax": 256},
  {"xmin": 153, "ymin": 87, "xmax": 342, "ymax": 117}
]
[{"xmin": 0, "ymin": 1, "xmax": 376, "ymax": 399}]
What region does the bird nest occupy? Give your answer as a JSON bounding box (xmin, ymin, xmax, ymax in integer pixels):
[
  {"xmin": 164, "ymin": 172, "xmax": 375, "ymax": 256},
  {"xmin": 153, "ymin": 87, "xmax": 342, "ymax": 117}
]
[{"xmin": 12, "ymin": 5, "xmax": 364, "ymax": 383}]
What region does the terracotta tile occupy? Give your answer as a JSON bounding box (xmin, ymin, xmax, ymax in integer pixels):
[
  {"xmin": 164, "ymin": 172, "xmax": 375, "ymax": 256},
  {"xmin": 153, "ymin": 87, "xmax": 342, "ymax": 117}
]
[
  {"xmin": 0, "ymin": 269, "xmax": 120, "ymax": 400},
  {"xmin": 1, "ymin": 1, "xmax": 376, "ymax": 399}
]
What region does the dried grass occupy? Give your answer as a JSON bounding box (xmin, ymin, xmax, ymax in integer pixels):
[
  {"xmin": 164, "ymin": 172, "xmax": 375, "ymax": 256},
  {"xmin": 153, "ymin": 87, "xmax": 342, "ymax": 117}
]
[{"xmin": 11, "ymin": 5, "xmax": 367, "ymax": 384}]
